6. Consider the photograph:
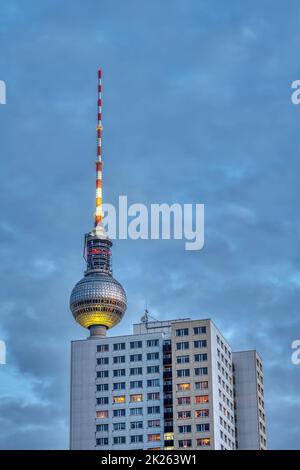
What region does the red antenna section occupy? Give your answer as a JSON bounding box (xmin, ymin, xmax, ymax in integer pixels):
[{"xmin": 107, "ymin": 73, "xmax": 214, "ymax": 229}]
[{"xmin": 95, "ymin": 68, "xmax": 103, "ymax": 227}]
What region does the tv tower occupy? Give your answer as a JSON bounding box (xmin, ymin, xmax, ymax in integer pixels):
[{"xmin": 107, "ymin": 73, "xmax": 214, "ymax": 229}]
[{"xmin": 70, "ymin": 69, "xmax": 127, "ymax": 337}]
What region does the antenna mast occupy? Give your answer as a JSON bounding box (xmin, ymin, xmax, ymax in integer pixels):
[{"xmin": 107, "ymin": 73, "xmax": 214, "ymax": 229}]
[{"xmin": 95, "ymin": 68, "xmax": 103, "ymax": 228}]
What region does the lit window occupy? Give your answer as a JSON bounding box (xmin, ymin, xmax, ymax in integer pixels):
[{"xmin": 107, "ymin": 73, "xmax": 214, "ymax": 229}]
[
  {"xmin": 96, "ymin": 410, "xmax": 108, "ymax": 419},
  {"xmin": 195, "ymin": 409, "xmax": 209, "ymax": 418},
  {"xmin": 130, "ymin": 394, "xmax": 143, "ymax": 403},
  {"xmin": 113, "ymin": 395, "xmax": 126, "ymax": 404},
  {"xmin": 195, "ymin": 395, "xmax": 209, "ymax": 404},
  {"xmin": 197, "ymin": 438, "xmax": 210, "ymax": 447},
  {"xmin": 177, "ymin": 383, "xmax": 190, "ymax": 391},
  {"xmin": 148, "ymin": 434, "xmax": 161, "ymax": 442}
]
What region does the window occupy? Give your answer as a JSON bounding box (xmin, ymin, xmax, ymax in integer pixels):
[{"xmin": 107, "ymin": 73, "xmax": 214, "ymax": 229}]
[
  {"xmin": 96, "ymin": 423, "xmax": 108, "ymax": 432},
  {"xmin": 148, "ymin": 434, "xmax": 161, "ymax": 442},
  {"xmin": 130, "ymin": 341, "xmax": 142, "ymax": 349},
  {"xmin": 130, "ymin": 394, "xmax": 143, "ymax": 403},
  {"xmin": 176, "ymin": 328, "xmax": 189, "ymax": 337},
  {"xmin": 178, "ymin": 425, "xmax": 191, "ymax": 433},
  {"xmin": 147, "ymin": 339, "xmax": 159, "ymax": 347},
  {"xmin": 113, "ymin": 409, "xmax": 125, "ymax": 417},
  {"xmin": 113, "ymin": 369, "xmax": 125, "ymax": 377},
  {"xmin": 97, "ymin": 370, "xmax": 109, "ymax": 378},
  {"xmin": 97, "ymin": 344, "xmax": 109, "ymax": 352},
  {"xmin": 97, "ymin": 384, "xmax": 109, "ymax": 392},
  {"xmin": 148, "ymin": 419, "xmax": 160, "ymax": 428},
  {"xmin": 113, "ymin": 436, "xmax": 126, "ymax": 445},
  {"xmin": 147, "ymin": 365, "xmax": 159, "ymax": 374},
  {"xmin": 96, "ymin": 437, "xmax": 108, "ymax": 446},
  {"xmin": 113, "ymin": 343, "xmax": 125, "ymax": 351},
  {"xmin": 113, "ymin": 356, "xmax": 125, "ymax": 364},
  {"xmin": 194, "ymin": 340, "xmax": 207, "ymax": 348},
  {"xmin": 196, "ymin": 423, "xmax": 210, "ymax": 432},
  {"xmin": 113, "ymin": 422, "xmax": 126, "ymax": 431},
  {"xmin": 177, "ymin": 369, "xmax": 190, "ymax": 378},
  {"xmin": 195, "ymin": 381, "xmax": 208, "ymax": 390},
  {"xmin": 194, "ymin": 353, "xmax": 208, "ymax": 362},
  {"xmin": 130, "ymin": 380, "xmax": 143, "ymax": 389},
  {"xmin": 195, "ymin": 395, "xmax": 209, "ymax": 404},
  {"xmin": 97, "ymin": 397, "xmax": 108, "ymax": 405},
  {"xmin": 130, "ymin": 407, "xmax": 143, "ymax": 416},
  {"xmin": 147, "ymin": 392, "xmax": 160, "ymax": 401},
  {"xmin": 193, "ymin": 326, "xmax": 206, "ymax": 335},
  {"xmin": 147, "ymin": 379, "xmax": 160, "ymax": 387},
  {"xmin": 113, "ymin": 382, "xmax": 126, "ymax": 391},
  {"xmin": 195, "ymin": 367, "xmax": 208, "ymax": 376},
  {"xmin": 177, "ymin": 383, "xmax": 190, "ymax": 391},
  {"xmin": 177, "ymin": 397, "xmax": 191, "ymax": 405},
  {"xmin": 131, "ymin": 435, "xmax": 143, "ymax": 443},
  {"xmin": 96, "ymin": 410, "xmax": 108, "ymax": 419},
  {"xmin": 176, "ymin": 342, "xmax": 189, "ymax": 350},
  {"xmin": 113, "ymin": 395, "xmax": 126, "ymax": 404},
  {"xmin": 177, "ymin": 410, "xmax": 191, "ymax": 419},
  {"xmin": 195, "ymin": 408, "xmax": 209, "ymax": 418},
  {"xmin": 177, "ymin": 355, "xmax": 190, "ymax": 364},
  {"xmin": 130, "ymin": 367, "xmax": 143, "ymax": 375},
  {"xmin": 197, "ymin": 438, "xmax": 210, "ymax": 447},
  {"xmin": 178, "ymin": 439, "xmax": 192, "ymax": 448},
  {"xmin": 148, "ymin": 406, "xmax": 160, "ymax": 414},
  {"xmin": 130, "ymin": 354, "xmax": 142, "ymax": 362},
  {"xmin": 130, "ymin": 421, "xmax": 143, "ymax": 430},
  {"xmin": 97, "ymin": 357, "xmax": 109, "ymax": 365},
  {"xmin": 147, "ymin": 352, "xmax": 159, "ymax": 360}
]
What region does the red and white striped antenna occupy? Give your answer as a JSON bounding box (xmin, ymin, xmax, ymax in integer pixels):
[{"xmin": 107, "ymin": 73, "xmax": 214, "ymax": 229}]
[{"xmin": 95, "ymin": 68, "xmax": 103, "ymax": 229}]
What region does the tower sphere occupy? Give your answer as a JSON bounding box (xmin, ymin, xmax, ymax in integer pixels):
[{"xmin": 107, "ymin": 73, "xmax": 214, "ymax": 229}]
[{"xmin": 70, "ymin": 272, "xmax": 127, "ymax": 330}]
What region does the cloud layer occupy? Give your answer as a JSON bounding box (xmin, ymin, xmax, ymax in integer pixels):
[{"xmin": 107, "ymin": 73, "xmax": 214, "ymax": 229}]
[{"xmin": 0, "ymin": 0, "xmax": 300, "ymax": 449}]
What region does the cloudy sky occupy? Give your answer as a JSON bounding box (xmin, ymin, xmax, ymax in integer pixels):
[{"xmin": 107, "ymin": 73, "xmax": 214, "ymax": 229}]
[{"xmin": 0, "ymin": 0, "xmax": 300, "ymax": 450}]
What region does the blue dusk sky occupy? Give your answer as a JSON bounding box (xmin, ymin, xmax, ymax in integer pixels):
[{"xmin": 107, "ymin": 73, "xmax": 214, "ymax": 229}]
[{"xmin": 0, "ymin": 0, "xmax": 300, "ymax": 449}]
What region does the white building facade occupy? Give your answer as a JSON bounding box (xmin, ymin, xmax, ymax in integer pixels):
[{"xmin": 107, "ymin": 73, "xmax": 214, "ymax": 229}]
[
  {"xmin": 70, "ymin": 318, "xmax": 266, "ymax": 450},
  {"xmin": 232, "ymin": 350, "xmax": 267, "ymax": 450}
]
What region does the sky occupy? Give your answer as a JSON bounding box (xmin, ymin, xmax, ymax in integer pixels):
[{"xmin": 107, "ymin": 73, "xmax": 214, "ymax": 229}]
[{"xmin": 0, "ymin": 0, "xmax": 300, "ymax": 450}]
